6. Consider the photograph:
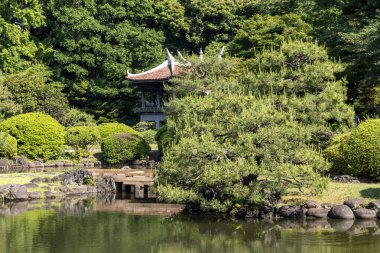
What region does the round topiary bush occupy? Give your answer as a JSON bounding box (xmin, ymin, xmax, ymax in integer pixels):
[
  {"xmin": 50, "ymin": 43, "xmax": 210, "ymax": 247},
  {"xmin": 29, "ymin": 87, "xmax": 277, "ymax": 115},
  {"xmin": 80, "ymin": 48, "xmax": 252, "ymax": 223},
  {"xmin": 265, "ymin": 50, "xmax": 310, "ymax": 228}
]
[
  {"xmin": 324, "ymin": 133, "xmax": 350, "ymax": 174},
  {"xmin": 98, "ymin": 123, "xmax": 142, "ymax": 139},
  {"xmin": 66, "ymin": 125, "xmax": 100, "ymax": 159},
  {"xmin": 341, "ymin": 119, "xmax": 380, "ymax": 179},
  {"xmin": 0, "ymin": 132, "xmax": 17, "ymax": 158},
  {"xmin": 98, "ymin": 123, "xmax": 150, "ymax": 164},
  {"xmin": 0, "ymin": 113, "xmax": 65, "ymax": 160}
]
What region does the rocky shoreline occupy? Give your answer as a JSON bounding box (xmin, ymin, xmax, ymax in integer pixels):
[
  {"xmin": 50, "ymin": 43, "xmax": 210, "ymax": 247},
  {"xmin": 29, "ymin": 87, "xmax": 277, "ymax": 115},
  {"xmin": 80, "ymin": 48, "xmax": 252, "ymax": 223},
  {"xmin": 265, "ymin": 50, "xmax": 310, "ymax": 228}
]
[
  {"xmin": 0, "ymin": 169, "xmax": 116, "ymax": 202},
  {"xmin": 233, "ymin": 198, "xmax": 380, "ymax": 220},
  {"xmin": 0, "ymin": 157, "xmax": 102, "ymax": 172}
]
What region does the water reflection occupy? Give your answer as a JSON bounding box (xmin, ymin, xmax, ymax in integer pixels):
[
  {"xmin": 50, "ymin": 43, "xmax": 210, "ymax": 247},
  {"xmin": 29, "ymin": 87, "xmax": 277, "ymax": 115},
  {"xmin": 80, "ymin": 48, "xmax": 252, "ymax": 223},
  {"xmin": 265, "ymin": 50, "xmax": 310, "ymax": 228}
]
[{"xmin": 1, "ymin": 196, "xmax": 380, "ymax": 253}]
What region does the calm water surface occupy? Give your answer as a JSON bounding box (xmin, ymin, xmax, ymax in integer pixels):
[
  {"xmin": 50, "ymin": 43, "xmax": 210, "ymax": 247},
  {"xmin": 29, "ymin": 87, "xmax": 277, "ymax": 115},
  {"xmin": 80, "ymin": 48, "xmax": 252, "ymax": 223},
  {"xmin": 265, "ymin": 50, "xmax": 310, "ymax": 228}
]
[{"xmin": 1, "ymin": 195, "xmax": 380, "ymax": 253}]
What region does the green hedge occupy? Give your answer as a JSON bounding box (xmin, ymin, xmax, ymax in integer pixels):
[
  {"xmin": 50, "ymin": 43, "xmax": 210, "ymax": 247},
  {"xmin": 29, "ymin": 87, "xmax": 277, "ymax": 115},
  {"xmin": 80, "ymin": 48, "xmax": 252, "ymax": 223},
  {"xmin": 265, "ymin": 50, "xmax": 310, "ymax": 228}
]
[
  {"xmin": 98, "ymin": 123, "xmax": 142, "ymax": 139},
  {"xmin": 0, "ymin": 132, "xmax": 17, "ymax": 158},
  {"xmin": 325, "ymin": 119, "xmax": 380, "ymax": 179},
  {"xmin": 324, "ymin": 133, "xmax": 350, "ymax": 174},
  {"xmin": 66, "ymin": 125, "xmax": 100, "ymax": 150},
  {"xmin": 99, "ymin": 123, "xmax": 150, "ymax": 164},
  {"xmin": 343, "ymin": 119, "xmax": 380, "ymax": 179},
  {"xmin": 0, "ymin": 113, "xmax": 65, "ymax": 160}
]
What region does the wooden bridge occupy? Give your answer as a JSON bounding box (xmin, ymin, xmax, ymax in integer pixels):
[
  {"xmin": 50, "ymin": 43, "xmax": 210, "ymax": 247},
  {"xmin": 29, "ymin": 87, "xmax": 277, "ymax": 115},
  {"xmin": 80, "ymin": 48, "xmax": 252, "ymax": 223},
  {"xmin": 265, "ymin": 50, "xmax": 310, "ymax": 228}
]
[{"xmin": 89, "ymin": 169, "xmax": 156, "ymax": 199}]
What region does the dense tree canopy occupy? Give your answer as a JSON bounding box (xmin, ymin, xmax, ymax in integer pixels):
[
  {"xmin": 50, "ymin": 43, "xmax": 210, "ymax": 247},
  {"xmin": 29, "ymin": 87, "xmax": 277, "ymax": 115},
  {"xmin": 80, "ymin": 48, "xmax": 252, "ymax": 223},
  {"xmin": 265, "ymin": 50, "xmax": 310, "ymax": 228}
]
[
  {"xmin": 157, "ymin": 41, "xmax": 354, "ymax": 212},
  {"xmin": 0, "ymin": 0, "xmax": 378, "ymax": 123}
]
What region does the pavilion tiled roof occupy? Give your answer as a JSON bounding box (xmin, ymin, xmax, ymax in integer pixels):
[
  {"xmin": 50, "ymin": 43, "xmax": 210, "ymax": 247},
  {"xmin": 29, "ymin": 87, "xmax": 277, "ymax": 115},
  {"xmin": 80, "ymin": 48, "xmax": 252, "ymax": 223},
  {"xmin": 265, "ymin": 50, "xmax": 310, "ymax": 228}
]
[{"xmin": 127, "ymin": 49, "xmax": 189, "ymax": 83}]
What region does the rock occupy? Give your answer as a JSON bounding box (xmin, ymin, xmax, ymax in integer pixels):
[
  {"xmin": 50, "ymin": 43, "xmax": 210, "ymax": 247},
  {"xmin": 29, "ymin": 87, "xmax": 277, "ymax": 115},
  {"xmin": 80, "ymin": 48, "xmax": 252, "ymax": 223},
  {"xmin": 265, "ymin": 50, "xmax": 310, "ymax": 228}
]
[
  {"xmin": 354, "ymin": 208, "xmax": 377, "ymax": 219},
  {"xmin": 28, "ymin": 192, "xmax": 41, "ymax": 199},
  {"xmin": 16, "ymin": 157, "xmax": 28, "ymax": 167},
  {"xmin": 30, "ymin": 177, "xmax": 43, "ymax": 184},
  {"xmin": 5, "ymin": 185, "xmax": 29, "ymax": 201},
  {"xmin": 59, "ymin": 169, "xmax": 93, "ymax": 186},
  {"xmin": 95, "ymin": 178, "xmax": 116, "ymax": 193},
  {"xmin": 75, "ymin": 164, "xmax": 84, "ymax": 167},
  {"xmin": 64, "ymin": 162, "xmax": 74, "ymax": 167},
  {"xmin": 259, "ymin": 205, "xmax": 275, "ymax": 219},
  {"xmin": 94, "ymin": 161, "xmax": 102, "ymax": 167},
  {"xmin": 23, "ymin": 183, "xmax": 39, "ymax": 189},
  {"xmin": 29, "ymin": 161, "xmax": 44, "ymax": 168},
  {"xmin": 331, "ymin": 175, "xmax": 360, "ymax": 183},
  {"xmin": 344, "ymin": 198, "xmax": 365, "ymax": 209},
  {"xmin": 306, "ymin": 208, "xmax": 329, "ymax": 218},
  {"xmin": 58, "ymin": 186, "xmax": 69, "ymax": 193},
  {"xmin": 234, "ymin": 208, "xmax": 248, "ymax": 219},
  {"xmin": 55, "ymin": 161, "xmax": 65, "ymax": 167},
  {"xmin": 328, "ymin": 205, "xmax": 354, "ymax": 219},
  {"xmin": 278, "ymin": 205, "xmax": 304, "ymax": 218},
  {"xmin": 367, "ymin": 200, "xmax": 380, "ymax": 210},
  {"xmin": 121, "ymin": 166, "xmax": 131, "ymax": 170},
  {"xmin": 132, "ymin": 160, "xmax": 143, "ymax": 165},
  {"xmin": 44, "ymin": 191, "xmax": 57, "ymax": 198},
  {"xmin": 44, "ymin": 163, "xmax": 56, "ymax": 168},
  {"xmin": 41, "ymin": 186, "xmax": 51, "ymax": 191},
  {"xmin": 305, "ymin": 200, "xmax": 321, "ymax": 209},
  {"xmin": 321, "ymin": 203, "xmax": 332, "ymax": 209},
  {"xmin": 0, "ymin": 159, "xmax": 9, "ymax": 170}
]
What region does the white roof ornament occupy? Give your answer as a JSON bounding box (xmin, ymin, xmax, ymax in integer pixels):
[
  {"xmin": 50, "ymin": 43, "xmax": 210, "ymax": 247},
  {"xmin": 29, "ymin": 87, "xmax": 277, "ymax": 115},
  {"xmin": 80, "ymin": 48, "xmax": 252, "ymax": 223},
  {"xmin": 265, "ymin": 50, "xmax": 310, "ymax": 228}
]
[
  {"xmin": 200, "ymin": 48, "xmax": 204, "ymax": 62},
  {"xmin": 177, "ymin": 51, "xmax": 192, "ymax": 67},
  {"xmin": 218, "ymin": 46, "xmax": 225, "ymax": 60},
  {"xmin": 165, "ymin": 48, "xmax": 174, "ymax": 74}
]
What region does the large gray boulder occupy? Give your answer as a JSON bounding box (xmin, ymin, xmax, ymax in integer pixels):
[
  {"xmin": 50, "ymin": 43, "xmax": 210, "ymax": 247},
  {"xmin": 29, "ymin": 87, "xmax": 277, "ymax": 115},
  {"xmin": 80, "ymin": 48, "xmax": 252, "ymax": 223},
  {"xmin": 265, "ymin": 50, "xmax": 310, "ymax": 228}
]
[
  {"xmin": 354, "ymin": 208, "xmax": 377, "ymax": 219},
  {"xmin": 278, "ymin": 205, "xmax": 305, "ymax": 218},
  {"xmin": 344, "ymin": 198, "xmax": 365, "ymax": 209},
  {"xmin": 59, "ymin": 169, "xmax": 93, "ymax": 186},
  {"xmin": 367, "ymin": 200, "xmax": 380, "ymax": 210},
  {"xmin": 305, "ymin": 200, "xmax": 321, "ymax": 209},
  {"xmin": 328, "ymin": 205, "xmax": 354, "ymax": 219},
  {"xmin": 5, "ymin": 185, "xmax": 29, "ymax": 201},
  {"xmin": 95, "ymin": 178, "xmax": 116, "ymax": 193},
  {"xmin": 28, "ymin": 161, "xmax": 44, "ymax": 168},
  {"xmin": 306, "ymin": 208, "xmax": 329, "ymax": 218}
]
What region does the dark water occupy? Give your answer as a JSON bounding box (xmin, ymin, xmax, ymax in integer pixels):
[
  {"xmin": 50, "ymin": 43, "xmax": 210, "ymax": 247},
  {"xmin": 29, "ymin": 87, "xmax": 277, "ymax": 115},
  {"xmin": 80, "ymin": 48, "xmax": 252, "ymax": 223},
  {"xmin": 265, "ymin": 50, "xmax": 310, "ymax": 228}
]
[{"xmin": 1, "ymin": 196, "xmax": 380, "ymax": 253}]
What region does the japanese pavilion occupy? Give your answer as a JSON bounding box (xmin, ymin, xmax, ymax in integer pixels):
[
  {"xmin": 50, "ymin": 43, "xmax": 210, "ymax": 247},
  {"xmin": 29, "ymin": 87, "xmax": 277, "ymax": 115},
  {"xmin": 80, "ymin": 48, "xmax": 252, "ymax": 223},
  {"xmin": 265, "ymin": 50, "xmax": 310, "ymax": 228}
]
[{"xmin": 127, "ymin": 49, "xmax": 189, "ymax": 129}]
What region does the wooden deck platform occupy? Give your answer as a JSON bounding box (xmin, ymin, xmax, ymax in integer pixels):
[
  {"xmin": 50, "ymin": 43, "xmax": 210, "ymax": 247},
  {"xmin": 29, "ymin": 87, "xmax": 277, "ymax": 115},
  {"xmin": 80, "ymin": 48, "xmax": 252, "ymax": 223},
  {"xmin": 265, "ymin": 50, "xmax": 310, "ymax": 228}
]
[{"xmin": 89, "ymin": 169, "xmax": 156, "ymax": 198}]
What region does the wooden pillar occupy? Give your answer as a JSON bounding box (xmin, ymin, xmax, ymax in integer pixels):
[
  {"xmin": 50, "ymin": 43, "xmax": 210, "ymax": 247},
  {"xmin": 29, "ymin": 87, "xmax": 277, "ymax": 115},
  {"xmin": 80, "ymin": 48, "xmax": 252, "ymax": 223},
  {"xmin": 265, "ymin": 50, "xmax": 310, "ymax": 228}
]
[
  {"xmin": 135, "ymin": 184, "xmax": 144, "ymax": 198},
  {"xmin": 156, "ymin": 89, "xmax": 161, "ymax": 107}
]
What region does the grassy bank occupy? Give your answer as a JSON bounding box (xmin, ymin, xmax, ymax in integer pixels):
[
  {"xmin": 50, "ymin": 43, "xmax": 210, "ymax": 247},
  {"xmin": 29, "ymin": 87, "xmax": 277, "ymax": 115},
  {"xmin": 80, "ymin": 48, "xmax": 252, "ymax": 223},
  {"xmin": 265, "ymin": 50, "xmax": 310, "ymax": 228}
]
[
  {"xmin": 283, "ymin": 180, "xmax": 380, "ymax": 205},
  {"xmin": 0, "ymin": 172, "xmax": 61, "ymax": 185}
]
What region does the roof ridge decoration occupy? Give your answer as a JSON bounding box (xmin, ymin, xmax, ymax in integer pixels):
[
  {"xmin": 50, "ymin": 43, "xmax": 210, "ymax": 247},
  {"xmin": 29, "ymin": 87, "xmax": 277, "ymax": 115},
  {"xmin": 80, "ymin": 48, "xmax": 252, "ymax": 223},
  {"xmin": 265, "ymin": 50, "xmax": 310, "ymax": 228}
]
[{"xmin": 127, "ymin": 48, "xmax": 190, "ymax": 83}]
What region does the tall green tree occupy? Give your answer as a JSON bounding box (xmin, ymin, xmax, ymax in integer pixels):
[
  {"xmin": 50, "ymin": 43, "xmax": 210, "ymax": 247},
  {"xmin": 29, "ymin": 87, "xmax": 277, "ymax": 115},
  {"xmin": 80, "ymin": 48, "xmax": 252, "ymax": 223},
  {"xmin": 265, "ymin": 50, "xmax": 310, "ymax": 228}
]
[
  {"xmin": 157, "ymin": 41, "xmax": 354, "ymax": 213},
  {"xmin": 42, "ymin": 0, "xmax": 165, "ymax": 121},
  {"xmin": 2, "ymin": 65, "xmax": 69, "ymax": 122},
  {"xmin": 227, "ymin": 13, "xmax": 311, "ymax": 58},
  {"xmin": 0, "ymin": 0, "xmax": 46, "ymax": 73}
]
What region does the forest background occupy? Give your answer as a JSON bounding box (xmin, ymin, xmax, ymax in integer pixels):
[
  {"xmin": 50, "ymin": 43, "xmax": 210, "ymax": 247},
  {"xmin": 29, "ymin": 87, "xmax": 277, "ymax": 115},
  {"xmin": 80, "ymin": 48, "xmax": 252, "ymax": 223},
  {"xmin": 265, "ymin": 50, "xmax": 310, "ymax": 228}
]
[{"xmin": 1, "ymin": 0, "xmax": 379, "ymax": 125}]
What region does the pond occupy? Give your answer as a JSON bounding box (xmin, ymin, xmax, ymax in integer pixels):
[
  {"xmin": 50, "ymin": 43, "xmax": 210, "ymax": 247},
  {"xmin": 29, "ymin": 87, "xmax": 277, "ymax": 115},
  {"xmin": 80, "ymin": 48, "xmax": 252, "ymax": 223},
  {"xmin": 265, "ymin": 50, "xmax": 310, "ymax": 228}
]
[{"xmin": 1, "ymin": 195, "xmax": 380, "ymax": 253}]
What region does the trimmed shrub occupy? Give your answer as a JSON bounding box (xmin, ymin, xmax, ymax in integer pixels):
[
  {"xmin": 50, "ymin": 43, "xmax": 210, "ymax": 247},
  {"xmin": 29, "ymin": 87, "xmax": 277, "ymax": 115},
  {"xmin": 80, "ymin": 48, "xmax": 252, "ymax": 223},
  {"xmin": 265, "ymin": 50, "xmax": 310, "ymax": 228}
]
[
  {"xmin": 98, "ymin": 123, "xmax": 150, "ymax": 164},
  {"xmin": 98, "ymin": 123, "xmax": 142, "ymax": 139},
  {"xmin": 141, "ymin": 129, "xmax": 157, "ymax": 144},
  {"xmin": 0, "ymin": 132, "xmax": 17, "ymax": 158},
  {"xmin": 324, "ymin": 133, "xmax": 350, "ymax": 174},
  {"xmin": 102, "ymin": 133, "xmax": 150, "ymax": 164},
  {"xmin": 66, "ymin": 126, "xmax": 100, "ymax": 150},
  {"xmin": 66, "ymin": 126, "xmax": 100, "ymax": 159},
  {"xmin": 0, "ymin": 113, "xmax": 65, "ymax": 160},
  {"xmin": 342, "ymin": 119, "xmax": 380, "ymax": 179}
]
